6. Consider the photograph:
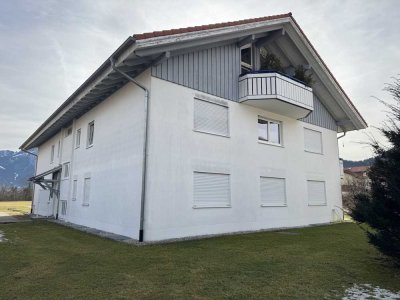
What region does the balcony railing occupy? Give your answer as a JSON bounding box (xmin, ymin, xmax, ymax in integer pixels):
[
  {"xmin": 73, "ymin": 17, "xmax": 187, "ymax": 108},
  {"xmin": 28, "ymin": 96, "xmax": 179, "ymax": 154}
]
[{"xmin": 238, "ymin": 71, "xmax": 313, "ymax": 119}]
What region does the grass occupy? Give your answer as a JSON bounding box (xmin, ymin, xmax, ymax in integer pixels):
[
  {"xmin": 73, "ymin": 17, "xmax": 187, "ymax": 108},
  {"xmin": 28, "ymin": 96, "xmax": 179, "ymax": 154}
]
[
  {"xmin": 0, "ymin": 201, "xmax": 31, "ymax": 216},
  {"xmin": 0, "ymin": 222, "xmax": 399, "ymax": 299}
]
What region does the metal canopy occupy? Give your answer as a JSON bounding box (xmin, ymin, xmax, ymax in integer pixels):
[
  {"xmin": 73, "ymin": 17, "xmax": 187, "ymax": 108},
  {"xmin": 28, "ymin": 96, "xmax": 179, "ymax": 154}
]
[{"xmin": 30, "ymin": 165, "xmax": 62, "ymax": 193}]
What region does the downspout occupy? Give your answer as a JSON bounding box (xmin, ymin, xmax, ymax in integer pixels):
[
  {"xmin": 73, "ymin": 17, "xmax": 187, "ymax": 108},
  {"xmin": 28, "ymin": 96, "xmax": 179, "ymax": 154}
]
[
  {"xmin": 110, "ymin": 57, "xmax": 149, "ymax": 243},
  {"xmin": 337, "ymin": 131, "xmax": 346, "ymax": 140},
  {"xmin": 21, "ymin": 149, "xmax": 38, "ymax": 214}
]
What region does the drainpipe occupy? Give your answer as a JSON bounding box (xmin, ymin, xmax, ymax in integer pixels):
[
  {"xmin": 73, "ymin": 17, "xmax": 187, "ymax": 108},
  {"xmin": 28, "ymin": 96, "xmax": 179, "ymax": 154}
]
[
  {"xmin": 21, "ymin": 149, "xmax": 38, "ymax": 214},
  {"xmin": 110, "ymin": 57, "xmax": 149, "ymax": 243},
  {"xmin": 337, "ymin": 131, "xmax": 346, "ymax": 140}
]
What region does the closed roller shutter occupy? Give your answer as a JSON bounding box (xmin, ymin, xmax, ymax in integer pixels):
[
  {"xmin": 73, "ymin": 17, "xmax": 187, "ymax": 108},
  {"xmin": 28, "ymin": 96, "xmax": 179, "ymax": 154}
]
[
  {"xmin": 193, "ymin": 172, "xmax": 230, "ymax": 208},
  {"xmin": 304, "ymin": 128, "xmax": 323, "ymax": 154},
  {"xmin": 260, "ymin": 177, "xmax": 286, "ymax": 206},
  {"xmin": 194, "ymin": 99, "xmax": 229, "ymax": 136},
  {"xmin": 307, "ymin": 180, "xmax": 326, "ymax": 205}
]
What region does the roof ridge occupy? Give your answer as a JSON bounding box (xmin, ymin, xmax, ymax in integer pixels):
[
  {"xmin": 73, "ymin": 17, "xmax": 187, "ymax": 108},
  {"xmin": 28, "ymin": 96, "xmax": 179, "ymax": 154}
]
[{"xmin": 133, "ymin": 13, "xmax": 292, "ymax": 40}]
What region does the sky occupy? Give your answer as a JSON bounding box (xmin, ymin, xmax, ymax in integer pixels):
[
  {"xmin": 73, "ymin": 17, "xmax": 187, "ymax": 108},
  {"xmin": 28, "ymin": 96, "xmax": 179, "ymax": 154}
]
[{"xmin": 0, "ymin": 0, "xmax": 399, "ymax": 160}]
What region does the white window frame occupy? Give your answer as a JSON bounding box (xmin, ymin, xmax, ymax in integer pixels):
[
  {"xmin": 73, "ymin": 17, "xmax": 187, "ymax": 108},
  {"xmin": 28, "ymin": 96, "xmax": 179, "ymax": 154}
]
[
  {"xmin": 193, "ymin": 171, "xmax": 231, "ymax": 209},
  {"xmin": 260, "ymin": 176, "xmax": 287, "ymax": 207},
  {"xmin": 50, "ymin": 145, "xmax": 55, "ymax": 164},
  {"xmin": 307, "ymin": 180, "xmax": 327, "ymax": 206},
  {"xmin": 75, "ymin": 128, "xmax": 81, "ymax": 149},
  {"xmin": 240, "ymin": 44, "xmax": 253, "ymax": 73},
  {"xmin": 87, "ymin": 121, "xmax": 94, "ymax": 148},
  {"xmin": 193, "ymin": 98, "xmax": 230, "ymax": 138},
  {"xmin": 257, "ymin": 117, "xmax": 283, "ymax": 146},
  {"xmin": 72, "ymin": 178, "xmax": 78, "ymax": 201},
  {"xmin": 304, "ymin": 127, "xmax": 323, "ymax": 154},
  {"xmin": 65, "ymin": 127, "xmax": 72, "ymax": 137},
  {"xmin": 62, "ymin": 162, "xmax": 70, "ymax": 179},
  {"xmin": 83, "ymin": 176, "xmax": 91, "ymax": 206}
]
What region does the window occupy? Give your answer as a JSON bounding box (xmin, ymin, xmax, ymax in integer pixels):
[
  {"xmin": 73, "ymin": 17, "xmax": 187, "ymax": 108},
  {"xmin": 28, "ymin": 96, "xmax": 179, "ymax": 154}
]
[
  {"xmin": 193, "ymin": 172, "xmax": 230, "ymax": 208},
  {"xmin": 57, "ymin": 140, "xmax": 61, "ymax": 157},
  {"xmin": 307, "ymin": 180, "xmax": 327, "ymax": 206},
  {"xmin": 87, "ymin": 121, "xmax": 94, "ymax": 147},
  {"xmin": 258, "ymin": 117, "xmax": 282, "ymax": 145},
  {"xmin": 194, "ymin": 98, "xmax": 229, "ymax": 137},
  {"xmin": 50, "ymin": 145, "xmax": 55, "ymax": 163},
  {"xmin": 63, "ymin": 162, "xmax": 70, "ymax": 179},
  {"xmin": 72, "ymin": 179, "xmax": 77, "ymax": 201},
  {"xmin": 75, "ymin": 129, "xmax": 81, "ymax": 148},
  {"xmin": 65, "ymin": 127, "xmax": 72, "ymax": 137},
  {"xmin": 304, "ymin": 128, "xmax": 323, "ymax": 154},
  {"xmin": 240, "ymin": 45, "xmax": 252, "ymax": 74},
  {"xmin": 83, "ymin": 177, "xmax": 91, "ymax": 206},
  {"xmin": 260, "ymin": 177, "xmax": 286, "ymax": 206}
]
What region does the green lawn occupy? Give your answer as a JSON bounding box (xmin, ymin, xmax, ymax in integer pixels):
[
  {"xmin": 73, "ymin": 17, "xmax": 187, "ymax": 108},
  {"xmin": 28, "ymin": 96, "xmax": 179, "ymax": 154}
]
[{"xmin": 0, "ymin": 222, "xmax": 399, "ymax": 299}]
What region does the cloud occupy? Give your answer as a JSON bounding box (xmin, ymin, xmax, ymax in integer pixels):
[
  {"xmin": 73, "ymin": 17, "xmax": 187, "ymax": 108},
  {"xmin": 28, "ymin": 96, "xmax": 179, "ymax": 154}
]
[{"xmin": 0, "ymin": 0, "xmax": 399, "ymax": 160}]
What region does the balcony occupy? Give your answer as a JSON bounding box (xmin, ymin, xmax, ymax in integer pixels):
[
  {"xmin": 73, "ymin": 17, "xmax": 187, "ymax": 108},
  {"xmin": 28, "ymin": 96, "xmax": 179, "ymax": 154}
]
[{"xmin": 238, "ymin": 71, "xmax": 314, "ymax": 119}]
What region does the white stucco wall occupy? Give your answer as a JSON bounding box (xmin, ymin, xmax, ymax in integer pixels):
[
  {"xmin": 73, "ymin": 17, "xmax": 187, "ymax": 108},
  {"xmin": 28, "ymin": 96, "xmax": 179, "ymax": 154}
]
[
  {"xmin": 144, "ymin": 77, "xmax": 343, "ymax": 241},
  {"xmin": 32, "ymin": 71, "xmax": 343, "ymax": 242},
  {"xmin": 32, "ymin": 71, "xmax": 150, "ymax": 239}
]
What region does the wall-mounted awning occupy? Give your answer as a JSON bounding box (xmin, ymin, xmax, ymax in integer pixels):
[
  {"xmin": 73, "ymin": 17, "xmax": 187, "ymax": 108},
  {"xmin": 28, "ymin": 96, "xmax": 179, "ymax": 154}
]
[{"xmin": 29, "ymin": 165, "xmax": 62, "ymax": 194}]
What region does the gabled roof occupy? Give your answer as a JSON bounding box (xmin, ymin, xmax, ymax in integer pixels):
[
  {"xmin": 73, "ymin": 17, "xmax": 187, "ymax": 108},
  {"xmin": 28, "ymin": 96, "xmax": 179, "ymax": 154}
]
[
  {"xmin": 20, "ymin": 13, "xmax": 367, "ymax": 150},
  {"xmin": 133, "ymin": 13, "xmax": 292, "ymax": 40}
]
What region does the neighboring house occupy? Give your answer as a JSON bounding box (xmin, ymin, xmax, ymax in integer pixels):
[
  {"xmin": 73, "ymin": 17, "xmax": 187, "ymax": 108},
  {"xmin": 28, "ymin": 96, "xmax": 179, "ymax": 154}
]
[
  {"xmin": 342, "ymin": 166, "xmax": 371, "ymax": 193},
  {"xmin": 20, "ymin": 13, "xmax": 367, "ymax": 242}
]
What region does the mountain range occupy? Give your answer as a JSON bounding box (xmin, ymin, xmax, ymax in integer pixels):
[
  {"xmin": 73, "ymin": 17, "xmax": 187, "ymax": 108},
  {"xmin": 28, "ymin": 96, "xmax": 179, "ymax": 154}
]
[{"xmin": 0, "ymin": 150, "xmax": 36, "ymax": 187}]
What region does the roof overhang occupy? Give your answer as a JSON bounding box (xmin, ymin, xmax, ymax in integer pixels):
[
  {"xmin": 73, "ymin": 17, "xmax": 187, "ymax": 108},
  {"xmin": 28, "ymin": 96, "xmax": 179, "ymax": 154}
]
[{"xmin": 20, "ymin": 14, "xmax": 366, "ymax": 150}]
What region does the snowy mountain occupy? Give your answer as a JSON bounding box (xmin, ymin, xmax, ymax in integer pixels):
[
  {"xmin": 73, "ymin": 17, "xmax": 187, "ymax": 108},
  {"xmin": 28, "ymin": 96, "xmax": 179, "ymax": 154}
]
[{"xmin": 0, "ymin": 150, "xmax": 36, "ymax": 187}]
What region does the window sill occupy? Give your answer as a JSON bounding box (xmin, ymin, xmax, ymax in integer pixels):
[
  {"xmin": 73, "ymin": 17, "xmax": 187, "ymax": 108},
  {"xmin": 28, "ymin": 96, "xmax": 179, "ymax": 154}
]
[
  {"xmin": 193, "ymin": 204, "xmax": 231, "ymax": 209},
  {"xmin": 308, "ymin": 203, "xmax": 327, "ymax": 207},
  {"xmin": 258, "ymin": 140, "xmax": 283, "ymax": 148},
  {"xmin": 193, "ymin": 129, "xmax": 230, "ymax": 138},
  {"xmin": 86, "ymin": 144, "xmax": 93, "ymax": 149},
  {"xmin": 82, "ymin": 203, "xmax": 90, "ymax": 207},
  {"xmin": 304, "ymin": 150, "xmax": 323, "ymax": 155},
  {"xmin": 261, "ymin": 204, "xmax": 287, "ymax": 207}
]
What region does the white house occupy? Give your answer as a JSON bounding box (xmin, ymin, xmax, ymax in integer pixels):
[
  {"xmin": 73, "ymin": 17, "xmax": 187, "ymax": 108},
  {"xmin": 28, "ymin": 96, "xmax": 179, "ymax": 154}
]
[{"xmin": 21, "ymin": 13, "xmax": 367, "ymax": 242}]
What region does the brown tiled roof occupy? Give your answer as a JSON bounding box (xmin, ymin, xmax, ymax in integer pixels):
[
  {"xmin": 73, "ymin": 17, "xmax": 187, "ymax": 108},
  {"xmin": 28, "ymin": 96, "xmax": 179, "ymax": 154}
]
[
  {"xmin": 133, "ymin": 13, "xmax": 292, "ymax": 40},
  {"xmin": 346, "ymin": 166, "xmax": 369, "ymax": 173}
]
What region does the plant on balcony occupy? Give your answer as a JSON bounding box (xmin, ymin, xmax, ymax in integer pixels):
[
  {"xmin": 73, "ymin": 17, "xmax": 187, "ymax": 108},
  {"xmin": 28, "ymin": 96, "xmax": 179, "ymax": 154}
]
[
  {"xmin": 260, "ymin": 50, "xmax": 283, "ymax": 72},
  {"xmin": 293, "ymin": 65, "xmax": 313, "ymax": 86}
]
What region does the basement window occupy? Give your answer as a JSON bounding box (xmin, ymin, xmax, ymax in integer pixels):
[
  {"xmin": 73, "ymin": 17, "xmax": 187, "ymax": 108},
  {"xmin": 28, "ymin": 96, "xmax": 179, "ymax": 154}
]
[
  {"xmin": 87, "ymin": 121, "xmax": 94, "ymax": 148},
  {"xmin": 258, "ymin": 117, "xmax": 282, "ymax": 145}
]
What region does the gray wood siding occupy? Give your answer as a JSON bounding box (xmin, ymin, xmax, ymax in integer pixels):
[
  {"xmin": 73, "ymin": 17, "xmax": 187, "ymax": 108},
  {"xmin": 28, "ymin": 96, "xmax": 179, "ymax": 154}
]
[
  {"xmin": 152, "ymin": 45, "xmax": 337, "ymax": 131},
  {"xmin": 152, "ymin": 44, "xmax": 241, "ymax": 101},
  {"xmin": 301, "ymin": 96, "xmax": 337, "ymax": 131}
]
